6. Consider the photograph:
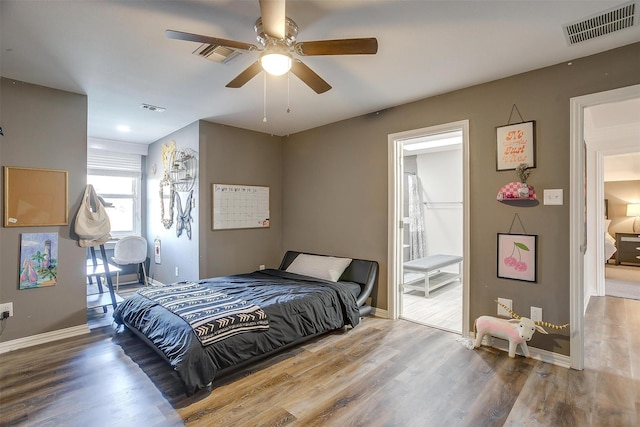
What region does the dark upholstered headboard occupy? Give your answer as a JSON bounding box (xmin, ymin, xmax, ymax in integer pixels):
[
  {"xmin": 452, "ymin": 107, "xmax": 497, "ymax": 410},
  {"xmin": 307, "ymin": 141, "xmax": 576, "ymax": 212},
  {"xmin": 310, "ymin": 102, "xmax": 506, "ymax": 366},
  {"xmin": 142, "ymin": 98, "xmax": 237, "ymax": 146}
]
[{"xmin": 278, "ymin": 250, "xmax": 378, "ymax": 316}]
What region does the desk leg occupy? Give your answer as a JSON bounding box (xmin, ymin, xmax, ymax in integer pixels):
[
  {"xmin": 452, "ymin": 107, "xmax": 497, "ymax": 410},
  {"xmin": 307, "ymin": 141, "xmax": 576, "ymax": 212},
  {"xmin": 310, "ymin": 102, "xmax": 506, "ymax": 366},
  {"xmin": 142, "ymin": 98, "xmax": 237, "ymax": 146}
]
[
  {"xmin": 98, "ymin": 245, "xmax": 118, "ymax": 310},
  {"xmin": 89, "ymin": 247, "xmax": 108, "ymax": 313}
]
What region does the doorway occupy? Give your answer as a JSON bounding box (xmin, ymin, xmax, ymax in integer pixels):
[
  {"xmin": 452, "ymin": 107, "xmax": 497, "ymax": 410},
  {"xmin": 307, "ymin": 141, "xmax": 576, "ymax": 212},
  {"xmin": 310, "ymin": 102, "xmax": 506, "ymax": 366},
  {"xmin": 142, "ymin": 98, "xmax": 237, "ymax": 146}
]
[
  {"xmin": 602, "ymin": 152, "xmax": 640, "ymax": 299},
  {"xmin": 569, "ymin": 84, "xmax": 640, "ymax": 370},
  {"xmin": 387, "ymin": 120, "xmax": 470, "ymax": 337}
]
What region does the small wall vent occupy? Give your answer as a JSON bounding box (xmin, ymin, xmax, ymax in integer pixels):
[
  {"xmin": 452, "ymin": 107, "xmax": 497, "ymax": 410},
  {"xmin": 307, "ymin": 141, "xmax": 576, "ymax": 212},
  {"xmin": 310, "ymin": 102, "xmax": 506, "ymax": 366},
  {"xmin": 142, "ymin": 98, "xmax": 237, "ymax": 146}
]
[
  {"xmin": 563, "ymin": 1, "xmax": 636, "ymax": 45},
  {"xmin": 192, "ymin": 44, "xmax": 242, "ymax": 64}
]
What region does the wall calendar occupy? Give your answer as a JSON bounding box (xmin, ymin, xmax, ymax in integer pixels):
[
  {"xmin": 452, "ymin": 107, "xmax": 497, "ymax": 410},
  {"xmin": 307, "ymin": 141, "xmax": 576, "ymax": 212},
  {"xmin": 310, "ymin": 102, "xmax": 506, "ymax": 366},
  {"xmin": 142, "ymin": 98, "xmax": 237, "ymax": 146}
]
[{"xmin": 212, "ymin": 183, "xmax": 270, "ymax": 230}]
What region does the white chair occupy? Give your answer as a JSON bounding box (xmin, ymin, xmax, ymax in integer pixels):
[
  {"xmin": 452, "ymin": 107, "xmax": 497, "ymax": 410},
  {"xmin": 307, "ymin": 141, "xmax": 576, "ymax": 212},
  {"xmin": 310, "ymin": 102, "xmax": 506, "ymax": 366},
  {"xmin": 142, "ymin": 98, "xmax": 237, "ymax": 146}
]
[{"xmin": 112, "ymin": 236, "xmax": 148, "ymax": 291}]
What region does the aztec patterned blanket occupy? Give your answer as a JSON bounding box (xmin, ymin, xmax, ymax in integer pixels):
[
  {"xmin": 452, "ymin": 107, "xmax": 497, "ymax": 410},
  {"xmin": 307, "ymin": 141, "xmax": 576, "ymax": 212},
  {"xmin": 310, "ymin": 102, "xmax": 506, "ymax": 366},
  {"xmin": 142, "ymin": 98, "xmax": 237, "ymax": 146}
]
[{"xmin": 138, "ymin": 282, "xmax": 269, "ymax": 346}]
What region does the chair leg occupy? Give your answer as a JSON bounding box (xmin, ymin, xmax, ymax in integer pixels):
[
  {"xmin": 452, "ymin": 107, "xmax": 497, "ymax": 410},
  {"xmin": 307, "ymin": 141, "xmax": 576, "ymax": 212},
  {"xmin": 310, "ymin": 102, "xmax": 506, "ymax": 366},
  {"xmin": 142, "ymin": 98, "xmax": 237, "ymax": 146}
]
[{"xmin": 141, "ymin": 263, "xmax": 149, "ymax": 287}]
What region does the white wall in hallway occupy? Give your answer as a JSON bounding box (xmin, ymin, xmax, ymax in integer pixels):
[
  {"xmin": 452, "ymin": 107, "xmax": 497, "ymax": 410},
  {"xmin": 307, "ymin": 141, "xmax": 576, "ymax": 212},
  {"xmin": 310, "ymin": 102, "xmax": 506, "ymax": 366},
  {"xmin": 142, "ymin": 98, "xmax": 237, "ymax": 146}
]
[{"xmin": 416, "ymin": 147, "xmax": 463, "ymax": 262}]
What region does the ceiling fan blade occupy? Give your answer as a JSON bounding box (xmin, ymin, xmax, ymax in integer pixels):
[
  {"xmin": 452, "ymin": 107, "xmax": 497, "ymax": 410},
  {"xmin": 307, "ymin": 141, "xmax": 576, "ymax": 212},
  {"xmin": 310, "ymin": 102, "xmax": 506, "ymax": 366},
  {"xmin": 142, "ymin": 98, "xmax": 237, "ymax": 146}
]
[
  {"xmin": 290, "ymin": 60, "xmax": 331, "ymax": 94},
  {"xmin": 259, "ymin": 0, "xmax": 286, "ymax": 39},
  {"xmin": 294, "ymin": 38, "xmax": 378, "ymax": 56},
  {"xmin": 226, "ymin": 61, "xmax": 263, "ymax": 88},
  {"xmin": 166, "ymin": 29, "xmax": 258, "ymax": 51}
]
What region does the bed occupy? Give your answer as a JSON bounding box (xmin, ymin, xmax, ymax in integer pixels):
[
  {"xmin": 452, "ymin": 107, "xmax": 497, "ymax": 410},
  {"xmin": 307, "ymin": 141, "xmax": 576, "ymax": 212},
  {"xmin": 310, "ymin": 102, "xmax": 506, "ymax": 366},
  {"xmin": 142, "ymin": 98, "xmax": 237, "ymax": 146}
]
[
  {"xmin": 113, "ymin": 250, "xmax": 378, "ymax": 394},
  {"xmin": 604, "ymin": 219, "xmax": 617, "ymax": 261}
]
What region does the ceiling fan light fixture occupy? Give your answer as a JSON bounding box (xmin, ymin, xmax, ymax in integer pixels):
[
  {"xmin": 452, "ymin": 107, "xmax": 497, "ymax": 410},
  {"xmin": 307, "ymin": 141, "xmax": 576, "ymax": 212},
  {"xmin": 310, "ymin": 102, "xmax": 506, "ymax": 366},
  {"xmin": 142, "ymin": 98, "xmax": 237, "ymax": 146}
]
[{"xmin": 260, "ymin": 51, "xmax": 292, "ymax": 76}]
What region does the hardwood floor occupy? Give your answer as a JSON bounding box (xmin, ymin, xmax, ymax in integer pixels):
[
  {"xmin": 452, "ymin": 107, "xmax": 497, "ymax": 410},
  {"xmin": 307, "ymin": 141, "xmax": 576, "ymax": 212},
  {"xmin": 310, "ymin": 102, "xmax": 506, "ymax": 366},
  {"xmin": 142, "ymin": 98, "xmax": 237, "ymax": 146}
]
[{"xmin": 1, "ymin": 295, "xmax": 638, "ymax": 426}]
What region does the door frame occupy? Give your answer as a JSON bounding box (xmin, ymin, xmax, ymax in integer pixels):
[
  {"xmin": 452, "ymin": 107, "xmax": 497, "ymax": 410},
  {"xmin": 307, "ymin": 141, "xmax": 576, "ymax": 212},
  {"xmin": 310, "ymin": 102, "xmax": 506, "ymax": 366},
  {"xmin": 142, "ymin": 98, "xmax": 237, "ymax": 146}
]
[
  {"xmin": 569, "ymin": 83, "xmax": 640, "ymax": 370},
  {"xmin": 387, "ymin": 120, "xmax": 470, "ymax": 337}
]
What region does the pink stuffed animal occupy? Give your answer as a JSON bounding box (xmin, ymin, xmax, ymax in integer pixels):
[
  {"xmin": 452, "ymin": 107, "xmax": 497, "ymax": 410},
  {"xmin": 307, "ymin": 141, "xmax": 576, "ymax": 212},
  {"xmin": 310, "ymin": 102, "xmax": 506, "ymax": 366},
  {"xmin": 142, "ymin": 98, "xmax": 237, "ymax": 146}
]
[{"xmin": 474, "ymin": 301, "xmax": 568, "ymax": 358}]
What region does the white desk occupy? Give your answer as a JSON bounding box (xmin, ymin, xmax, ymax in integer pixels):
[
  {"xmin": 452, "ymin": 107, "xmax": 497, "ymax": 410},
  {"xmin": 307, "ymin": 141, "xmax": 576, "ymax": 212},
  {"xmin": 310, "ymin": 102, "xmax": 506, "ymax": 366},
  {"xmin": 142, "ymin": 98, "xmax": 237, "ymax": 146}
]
[{"xmin": 403, "ymin": 254, "xmax": 463, "ymax": 297}]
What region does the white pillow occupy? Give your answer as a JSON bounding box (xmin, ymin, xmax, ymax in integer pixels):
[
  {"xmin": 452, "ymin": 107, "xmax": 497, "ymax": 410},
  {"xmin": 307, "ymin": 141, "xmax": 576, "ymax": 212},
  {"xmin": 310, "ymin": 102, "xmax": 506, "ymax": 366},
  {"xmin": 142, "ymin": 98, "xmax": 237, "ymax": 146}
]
[{"xmin": 286, "ymin": 254, "xmax": 352, "ymax": 282}]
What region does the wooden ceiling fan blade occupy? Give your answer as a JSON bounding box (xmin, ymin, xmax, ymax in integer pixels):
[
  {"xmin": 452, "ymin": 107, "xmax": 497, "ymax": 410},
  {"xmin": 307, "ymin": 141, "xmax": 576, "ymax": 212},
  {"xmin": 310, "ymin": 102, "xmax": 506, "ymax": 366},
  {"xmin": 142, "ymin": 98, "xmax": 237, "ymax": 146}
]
[
  {"xmin": 226, "ymin": 61, "xmax": 263, "ymax": 88},
  {"xmin": 166, "ymin": 29, "xmax": 258, "ymax": 51},
  {"xmin": 290, "ymin": 60, "xmax": 331, "ymax": 94},
  {"xmin": 294, "ymin": 38, "xmax": 378, "ymax": 56},
  {"xmin": 259, "ymin": 0, "xmax": 286, "ymax": 39}
]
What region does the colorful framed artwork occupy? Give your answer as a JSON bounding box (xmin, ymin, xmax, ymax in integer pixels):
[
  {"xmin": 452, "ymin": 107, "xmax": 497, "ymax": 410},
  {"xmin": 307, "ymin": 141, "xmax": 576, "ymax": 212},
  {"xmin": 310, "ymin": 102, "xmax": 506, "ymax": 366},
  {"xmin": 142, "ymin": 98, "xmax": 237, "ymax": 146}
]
[
  {"xmin": 19, "ymin": 232, "xmax": 59, "ymax": 289},
  {"xmin": 497, "ymin": 233, "xmax": 537, "ymax": 282},
  {"xmin": 496, "ymin": 121, "xmax": 536, "ymax": 171}
]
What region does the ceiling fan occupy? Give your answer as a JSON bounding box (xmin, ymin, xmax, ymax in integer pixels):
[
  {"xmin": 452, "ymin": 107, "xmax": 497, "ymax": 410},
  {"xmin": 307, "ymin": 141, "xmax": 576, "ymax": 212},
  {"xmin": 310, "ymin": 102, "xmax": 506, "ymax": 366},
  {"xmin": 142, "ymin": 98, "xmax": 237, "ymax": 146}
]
[{"xmin": 166, "ymin": 0, "xmax": 378, "ymax": 94}]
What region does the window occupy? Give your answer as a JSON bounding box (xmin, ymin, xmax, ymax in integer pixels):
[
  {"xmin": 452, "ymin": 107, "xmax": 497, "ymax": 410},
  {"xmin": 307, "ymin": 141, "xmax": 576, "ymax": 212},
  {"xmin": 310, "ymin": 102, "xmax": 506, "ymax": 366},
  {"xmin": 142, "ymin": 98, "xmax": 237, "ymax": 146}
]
[{"xmin": 87, "ymin": 151, "xmax": 142, "ymax": 238}]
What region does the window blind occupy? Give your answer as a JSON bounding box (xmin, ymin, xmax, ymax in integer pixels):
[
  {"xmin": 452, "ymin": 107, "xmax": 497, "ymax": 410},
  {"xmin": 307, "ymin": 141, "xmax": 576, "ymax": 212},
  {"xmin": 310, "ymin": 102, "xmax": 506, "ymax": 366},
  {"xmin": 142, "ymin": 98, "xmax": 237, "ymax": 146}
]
[{"xmin": 88, "ymin": 151, "xmax": 141, "ymax": 177}]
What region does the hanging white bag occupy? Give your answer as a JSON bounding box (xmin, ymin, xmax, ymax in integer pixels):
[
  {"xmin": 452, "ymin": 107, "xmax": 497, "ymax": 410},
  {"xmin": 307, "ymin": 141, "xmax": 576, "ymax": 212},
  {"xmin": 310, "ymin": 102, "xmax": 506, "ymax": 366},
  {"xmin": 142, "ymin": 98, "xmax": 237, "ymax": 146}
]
[{"xmin": 74, "ymin": 184, "xmax": 111, "ymax": 247}]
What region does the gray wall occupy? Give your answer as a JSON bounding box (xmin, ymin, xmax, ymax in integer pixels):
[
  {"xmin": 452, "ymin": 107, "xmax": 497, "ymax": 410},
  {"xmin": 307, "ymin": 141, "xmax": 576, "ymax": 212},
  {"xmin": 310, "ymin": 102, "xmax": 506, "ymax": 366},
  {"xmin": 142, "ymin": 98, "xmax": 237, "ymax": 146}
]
[
  {"xmin": 0, "ymin": 78, "xmax": 88, "ymax": 342},
  {"xmin": 282, "ymin": 42, "xmax": 640, "ymax": 355},
  {"xmin": 198, "ymin": 121, "xmax": 283, "ymax": 278},
  {"xmin": 146, "ymin": 121, "xmax": 200, "ymax": 284},
  {"xmin": 145, "ymin": 119, "xmax": 284, "ymax": 284}
]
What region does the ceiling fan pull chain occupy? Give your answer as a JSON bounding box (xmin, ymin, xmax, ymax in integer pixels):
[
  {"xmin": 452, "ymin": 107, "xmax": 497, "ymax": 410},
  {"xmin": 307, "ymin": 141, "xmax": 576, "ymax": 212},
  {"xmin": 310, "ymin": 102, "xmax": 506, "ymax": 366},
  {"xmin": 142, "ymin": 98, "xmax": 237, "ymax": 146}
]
[{"xmin": 263, "ymin": 73, "xmax": 268, "ymax": 123}]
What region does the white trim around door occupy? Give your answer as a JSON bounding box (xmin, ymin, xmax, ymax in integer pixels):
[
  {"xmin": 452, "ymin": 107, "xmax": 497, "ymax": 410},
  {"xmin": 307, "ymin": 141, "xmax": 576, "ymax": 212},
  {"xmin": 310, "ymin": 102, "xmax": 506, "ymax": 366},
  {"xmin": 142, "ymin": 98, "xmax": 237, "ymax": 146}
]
[
  {"xmin": 387, "ymin": 120, "xmax": 470, "ymax": 338},
  {"xmin": 569, "ymin": 84, "xmax": 640, "ymax": 371}
]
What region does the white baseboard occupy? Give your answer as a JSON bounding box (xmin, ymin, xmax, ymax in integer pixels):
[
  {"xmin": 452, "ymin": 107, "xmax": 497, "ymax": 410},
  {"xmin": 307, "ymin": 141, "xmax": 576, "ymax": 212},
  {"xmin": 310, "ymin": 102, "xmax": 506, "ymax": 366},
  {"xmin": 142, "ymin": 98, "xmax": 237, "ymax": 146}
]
[
  {"xmin": 0, "ymin": 324, "xmax": 90, "ymax": 354},
  {"xmin": 468, "ymin": 332, "xmax": 571, "ymax": 368}
]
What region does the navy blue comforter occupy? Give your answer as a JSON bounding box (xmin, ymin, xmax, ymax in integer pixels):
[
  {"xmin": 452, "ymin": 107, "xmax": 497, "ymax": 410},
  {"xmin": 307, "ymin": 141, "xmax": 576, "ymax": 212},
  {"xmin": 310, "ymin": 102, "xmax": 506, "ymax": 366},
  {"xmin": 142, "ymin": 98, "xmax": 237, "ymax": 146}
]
[{"xmin": 113, "ymin": 269, "xmax": 360, "ymax": 394}]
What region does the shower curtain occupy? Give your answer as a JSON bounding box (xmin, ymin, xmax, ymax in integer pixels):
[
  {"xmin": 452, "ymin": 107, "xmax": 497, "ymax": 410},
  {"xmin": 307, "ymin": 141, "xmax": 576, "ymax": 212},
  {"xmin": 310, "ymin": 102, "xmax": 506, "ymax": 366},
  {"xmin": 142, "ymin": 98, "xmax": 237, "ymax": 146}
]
[{"xmin": 407, "ymin": 174, "xmax": 426, "ymax": 260}]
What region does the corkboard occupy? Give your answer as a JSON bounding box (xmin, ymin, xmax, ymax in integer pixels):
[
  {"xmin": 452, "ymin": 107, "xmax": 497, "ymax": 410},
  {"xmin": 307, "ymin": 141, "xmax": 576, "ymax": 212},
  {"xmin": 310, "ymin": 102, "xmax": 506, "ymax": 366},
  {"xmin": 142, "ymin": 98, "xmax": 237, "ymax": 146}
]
[{"xmin": 4, "ymin": 167, "xmax": 69, "ymax": 227}]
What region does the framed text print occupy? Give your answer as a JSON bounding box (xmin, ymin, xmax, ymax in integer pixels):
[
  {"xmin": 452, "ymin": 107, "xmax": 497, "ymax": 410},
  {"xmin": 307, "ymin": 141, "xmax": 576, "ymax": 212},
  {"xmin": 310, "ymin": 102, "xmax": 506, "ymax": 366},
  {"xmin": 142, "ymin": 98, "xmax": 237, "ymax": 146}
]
[
  {"xmin": 497, "ymin": 233, "xmax": 537, "ymax": 283},
  {"xmin": 212, "ymin": 183, "xmax": 270, "ymax": 230},
  {"xmin": 496, "ymin": 121, "xmax": 536, "ymax": 171}
]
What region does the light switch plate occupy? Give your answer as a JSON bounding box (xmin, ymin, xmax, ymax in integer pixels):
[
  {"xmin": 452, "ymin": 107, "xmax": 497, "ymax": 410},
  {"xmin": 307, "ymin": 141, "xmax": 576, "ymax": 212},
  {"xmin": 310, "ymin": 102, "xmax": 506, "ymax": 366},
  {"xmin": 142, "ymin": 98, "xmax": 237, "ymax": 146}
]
[{"xmin": 544, "ymin": 189, "xmax": 563, "ymax": 205}]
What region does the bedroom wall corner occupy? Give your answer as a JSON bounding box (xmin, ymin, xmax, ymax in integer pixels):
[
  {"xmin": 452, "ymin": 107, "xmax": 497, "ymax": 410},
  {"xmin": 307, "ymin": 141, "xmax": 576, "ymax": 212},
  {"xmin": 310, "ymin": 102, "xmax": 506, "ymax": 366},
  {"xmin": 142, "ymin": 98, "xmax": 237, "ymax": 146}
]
[
  {"xmin": 0, "ymin": 78, "xmax": 88, "ymax": 343},
  {"xmin": 605, "ymin": 180, "xmax": 640, "ymax": 234},
  {"xmin": 146, "ymin": 121, "xmax": 200, "ymax": 285},
  {"xmin": 198, "ymin": 121, "xmax": 283, "ymax": 278}
]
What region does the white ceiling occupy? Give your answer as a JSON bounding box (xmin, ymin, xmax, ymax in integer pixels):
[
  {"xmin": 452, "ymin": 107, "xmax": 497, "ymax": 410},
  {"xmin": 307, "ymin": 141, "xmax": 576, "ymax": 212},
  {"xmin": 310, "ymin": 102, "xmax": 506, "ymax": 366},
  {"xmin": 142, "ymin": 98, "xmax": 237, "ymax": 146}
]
[{"xmin": 2, "ymin": 0, "xmax": 640, "ymax": 144}]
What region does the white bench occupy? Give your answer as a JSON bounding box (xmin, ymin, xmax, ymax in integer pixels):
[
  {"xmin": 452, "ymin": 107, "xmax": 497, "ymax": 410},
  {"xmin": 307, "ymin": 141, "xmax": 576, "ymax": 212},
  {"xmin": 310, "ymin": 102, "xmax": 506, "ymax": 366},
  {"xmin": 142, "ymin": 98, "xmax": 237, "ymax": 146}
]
[{"xmin": 403, "ymin": 254, "xmax": 463, "ymax": 297}]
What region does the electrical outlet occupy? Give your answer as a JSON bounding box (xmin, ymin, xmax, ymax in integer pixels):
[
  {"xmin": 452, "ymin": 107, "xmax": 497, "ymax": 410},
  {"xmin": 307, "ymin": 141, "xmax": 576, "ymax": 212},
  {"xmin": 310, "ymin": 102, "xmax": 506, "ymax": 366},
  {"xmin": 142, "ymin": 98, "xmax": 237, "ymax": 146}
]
[
  {"xmin": 259, "ymin": 265, "xmax": 266, "ymax": 270},
  {"xmin": 0, "ymin": 302, "xmax": 14, "ymax": 317},
  {"xmin": 497, "ymin": 298, "xmax": 512, "ymax": 317},
  {"xmin": 175, "ymin": 266, "xmax": 179, "ymax": 277},
  {"xmin": 531, "ymin": 306, "xmax": 543, "ymax": 322}
]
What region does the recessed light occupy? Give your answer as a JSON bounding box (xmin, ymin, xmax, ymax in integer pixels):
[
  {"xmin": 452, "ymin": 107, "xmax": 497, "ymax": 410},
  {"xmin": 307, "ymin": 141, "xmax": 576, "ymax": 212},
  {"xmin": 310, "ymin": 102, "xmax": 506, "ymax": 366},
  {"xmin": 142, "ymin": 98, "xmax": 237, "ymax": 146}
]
[{"xmin": 116, "ymin": 125, "xmax": 131, "ymax": 132}]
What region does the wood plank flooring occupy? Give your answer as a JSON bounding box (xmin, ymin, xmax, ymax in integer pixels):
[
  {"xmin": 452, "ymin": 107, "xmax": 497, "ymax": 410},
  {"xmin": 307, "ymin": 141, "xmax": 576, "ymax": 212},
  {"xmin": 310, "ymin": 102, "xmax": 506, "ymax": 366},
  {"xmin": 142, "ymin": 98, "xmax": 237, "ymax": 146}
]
[{"xmin": 1, "ymin": 295, "xmax": 638, "ymax": 426}]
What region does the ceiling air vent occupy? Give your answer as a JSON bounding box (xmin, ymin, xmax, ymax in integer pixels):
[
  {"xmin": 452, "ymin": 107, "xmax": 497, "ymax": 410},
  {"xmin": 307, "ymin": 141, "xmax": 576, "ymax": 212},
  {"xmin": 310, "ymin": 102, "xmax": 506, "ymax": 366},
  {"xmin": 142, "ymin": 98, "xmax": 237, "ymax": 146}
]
[
  {"xmin": 563, "ymin": 1, "xmax": 636, "ymax": 45},
  {"xmin": 140, "ymin": 103, "xmax": 166, "ymax": 113},
  {"xmin": 192, "ymin": 44, "xmax": 242, "ymax": 64}
]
